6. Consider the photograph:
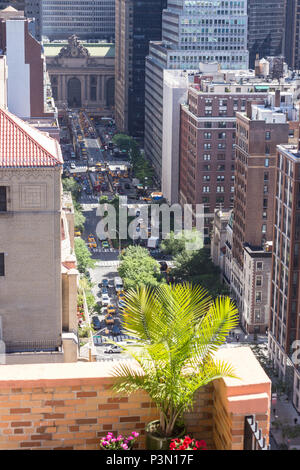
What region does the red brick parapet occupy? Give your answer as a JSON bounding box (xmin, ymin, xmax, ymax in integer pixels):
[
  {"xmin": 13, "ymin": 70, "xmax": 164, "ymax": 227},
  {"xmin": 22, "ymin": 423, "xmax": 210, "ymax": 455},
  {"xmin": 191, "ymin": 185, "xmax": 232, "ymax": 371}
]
[{"xmin": 0, "ymin": 347, "xmax": 271, "ymax": 450}]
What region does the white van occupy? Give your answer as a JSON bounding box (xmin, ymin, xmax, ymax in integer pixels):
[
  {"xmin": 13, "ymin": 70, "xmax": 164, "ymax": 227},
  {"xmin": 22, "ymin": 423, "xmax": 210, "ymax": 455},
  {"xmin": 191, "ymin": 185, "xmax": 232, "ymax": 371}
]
[{"xmin": 114, "ymin": 277, "xmax": 123, "ymax": 292}]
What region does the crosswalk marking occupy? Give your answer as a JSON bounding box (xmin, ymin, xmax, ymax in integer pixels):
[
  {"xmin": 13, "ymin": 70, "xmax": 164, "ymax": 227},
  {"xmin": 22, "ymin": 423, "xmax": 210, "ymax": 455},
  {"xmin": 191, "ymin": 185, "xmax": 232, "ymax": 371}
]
[{"xmin": 95, "ymin": 260, "xmax": 120, "ymax": 267}]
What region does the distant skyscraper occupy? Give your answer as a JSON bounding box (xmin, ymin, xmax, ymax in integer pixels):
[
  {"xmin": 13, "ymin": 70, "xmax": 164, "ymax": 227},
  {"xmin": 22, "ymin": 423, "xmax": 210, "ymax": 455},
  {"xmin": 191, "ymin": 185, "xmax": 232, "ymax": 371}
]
[
  {"xmin": 247, "ymin": 0, "xmax": 286, "ymax": 69},
  {"xmin": 284, "ymin": 0, "xmax": 300, "ymax": 69},
  {"xmin": 115, "ymin": 0, "xmax": 166, "ymax": 137},
  {"xmin": 41, "ymin": 0, "xmax": 115, "ymax": 41},
  {"xmin": 144, "ymin": 0, "xmax": 248, "ymax": 181}
]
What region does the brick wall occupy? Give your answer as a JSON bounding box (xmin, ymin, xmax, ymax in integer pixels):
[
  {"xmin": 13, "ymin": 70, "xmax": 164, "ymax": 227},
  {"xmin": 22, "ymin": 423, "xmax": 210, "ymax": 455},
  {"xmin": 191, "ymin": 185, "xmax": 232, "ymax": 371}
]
[{"xmin": 0, "ymin": 347, "xmax": 271, "ymax": 450}]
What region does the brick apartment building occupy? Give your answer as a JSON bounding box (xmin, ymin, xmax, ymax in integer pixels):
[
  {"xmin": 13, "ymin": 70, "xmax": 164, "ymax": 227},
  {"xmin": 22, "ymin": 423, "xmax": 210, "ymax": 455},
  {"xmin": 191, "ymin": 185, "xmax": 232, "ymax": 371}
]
[
  {"xmin": 269, "ymin": 141, "xmax": 300, "ymax": 410},
  {"xmin": 179, "ymin": 79, "xmax": 267, "ymax": 242},
  {"xmin": 231, "ymin": 91, "xmax": 299, "ymax": 333}
]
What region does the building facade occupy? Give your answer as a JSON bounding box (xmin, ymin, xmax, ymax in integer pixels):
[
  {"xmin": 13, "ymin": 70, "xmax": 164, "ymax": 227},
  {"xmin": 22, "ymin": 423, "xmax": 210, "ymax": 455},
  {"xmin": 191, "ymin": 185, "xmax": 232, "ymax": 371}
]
[
  {"xmin": 232, "ymin": 92, "xmax": 298, "ymax": 333},
  {"xmin": 269, "ymin": 142, "xmax": 300, "ymax": 409},
  {"xmin": 179, "ymin": 74, "xmax": 268, "ymax": 242},
  {"xmin": 41, "ymin": 0, "xmax": 115, "ymax": 41},
  {"xmin": 247, "ymin": 0, "xmax": 286, "ymax": 68},
  {"xmin": 115, "ymin": 0, "xmax": 166, "ymax": 137},
  {"xmin": 144, "ymin": 0, "xmax": 249, "ymax": 180},
  {"xmin": 43, "ymin": 36, "xmax": 115, "ymax": 115},
  {"xmin": 0, "ymin": 10, "xmax": 56, "ymax": 119},
  {"xmin": 0, "ymin": 107, "xmax": 78, "ymax": 363}
]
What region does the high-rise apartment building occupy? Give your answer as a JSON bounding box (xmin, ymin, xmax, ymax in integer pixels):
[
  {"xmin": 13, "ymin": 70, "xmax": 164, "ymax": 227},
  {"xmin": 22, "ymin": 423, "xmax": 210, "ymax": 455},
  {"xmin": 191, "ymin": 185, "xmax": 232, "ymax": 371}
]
[
  {"xmin": 177, "ymin": 69, "xmax": 268, "ymax": 241},
  {"xmin": 247, "ymin": 0, "xmax": 286, "ymax": 68},
  {"xmin": 231, "ymin": 91, "xmax": 298, "ymax": 333},
  {"xmin": 269, "ymin": 141, "xmax": 300, "ymax": 410},
  {"xmin": 145, "ymin": 0, "xmax": 249, "ymax": 181},
  {"xmin": 41, "ymin": 0, "xmax": 115, "ymax": 41},
  {"xmin": 115, "ymin": 0, "xmax": 166, "ymax": 137}
]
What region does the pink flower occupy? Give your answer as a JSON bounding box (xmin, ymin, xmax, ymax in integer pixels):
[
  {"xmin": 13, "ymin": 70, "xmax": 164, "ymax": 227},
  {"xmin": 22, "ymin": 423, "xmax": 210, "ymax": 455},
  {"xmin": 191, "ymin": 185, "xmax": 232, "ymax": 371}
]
[
  {"xmin": 131, "ymin": 431, "xmax": 139, "ymax": 438},
  {"xmin": 127, "ymin": 436, "xmax": 133, "ymax": 441},
  {"xmin": 101, "ymin": 441, "xmax": 108, "ymax": 446},
  {"xmin": 121, "ymin": 443, "xmax": 128, "ymax": 450}
]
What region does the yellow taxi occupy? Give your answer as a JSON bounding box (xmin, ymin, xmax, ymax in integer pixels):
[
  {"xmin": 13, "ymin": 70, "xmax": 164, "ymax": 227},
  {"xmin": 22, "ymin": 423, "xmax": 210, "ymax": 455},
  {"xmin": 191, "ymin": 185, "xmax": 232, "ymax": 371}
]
[
  {"xmin": 117, "ymin": 291, "xmax": 125, "ymax": 300},
  {"xmin": 74, "ymin": 231, "xmax": 81, "ymax": 237},
  {"xmin": 107, "ymin": 305, "xmax": 116, "ymax": 315},
  {"xmin": 105, "ymin": 314, "xmax": 114, "ymax": 325},
  {"xmin": 88, "ymin": 241, "xmax": 97, "ymax": 248}
]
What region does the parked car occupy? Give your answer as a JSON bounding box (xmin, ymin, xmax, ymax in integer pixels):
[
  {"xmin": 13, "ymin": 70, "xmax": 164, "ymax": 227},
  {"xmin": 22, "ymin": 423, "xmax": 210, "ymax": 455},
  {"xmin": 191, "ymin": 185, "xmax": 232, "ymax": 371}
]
[
  {"xmin": 92, "ymin": 316, "xmax": 101, "ymax": 330},
  {"xmin": 101, "ymin": 278, "xmax": 109, "ymax": 288},
  {"xmin": 104, "ymin": 345, "xmax": 122, "ymax": 354},
  {"xmin": 101, "ymin": 293, "xmax": 110, "ymax": 306},
  {"xmin": 101, "ymin": 287, "xmax": 108, "ymax": 295},
  {"xmin": 159, "ymin": 261, "xmax": 168, "ymax": 272},
  {"xmin": 112, "ymin": 325, "xmax": 121, "ymax": 336}
]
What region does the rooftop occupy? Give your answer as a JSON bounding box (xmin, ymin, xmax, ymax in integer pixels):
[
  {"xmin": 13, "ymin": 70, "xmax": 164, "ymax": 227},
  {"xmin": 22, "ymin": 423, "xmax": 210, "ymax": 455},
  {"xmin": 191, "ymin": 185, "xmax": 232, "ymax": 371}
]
[
  {"xmin": 277, "ymin": 143, "xmax": 300, "ymax": 161},
  {"xmin": 0, "ymin": 107, "xmax": 63, "ymax": 168},
  {"xmin": 43, "ymin": 42, "xmax": 115, "ymax": 58}
]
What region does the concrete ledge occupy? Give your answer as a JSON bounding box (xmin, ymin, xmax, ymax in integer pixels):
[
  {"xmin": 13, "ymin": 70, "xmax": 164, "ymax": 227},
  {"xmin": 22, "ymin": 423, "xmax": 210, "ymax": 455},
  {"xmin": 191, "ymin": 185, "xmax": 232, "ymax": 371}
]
[{"xmin": 228, "ymin": 392, "xmax": 270, "ymax": 414}]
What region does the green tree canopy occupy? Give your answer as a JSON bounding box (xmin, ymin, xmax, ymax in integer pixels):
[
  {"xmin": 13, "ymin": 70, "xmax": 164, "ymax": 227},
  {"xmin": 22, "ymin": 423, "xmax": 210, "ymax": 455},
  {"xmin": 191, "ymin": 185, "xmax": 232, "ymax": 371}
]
[
  {"xmin": 171, "ymin": 248, "xmax": 229, "ymax": 298},
  {"xmin": 118, "ymin": 246, "xmax": 164, "ymax": 290},
  {"xmin": 74, "ymin": 207, "xmax": 86, "ymax": 232},
  {"xmin": 74, "ymin": 237, "xmax": 96, "ymax": 273},
  {"xmin": 62, "ymin": 178, "xmax": 81, "ymax": 201},
  {"xmin": 160, "ymin": 230, "xmax": 203, "ymax": 256}
]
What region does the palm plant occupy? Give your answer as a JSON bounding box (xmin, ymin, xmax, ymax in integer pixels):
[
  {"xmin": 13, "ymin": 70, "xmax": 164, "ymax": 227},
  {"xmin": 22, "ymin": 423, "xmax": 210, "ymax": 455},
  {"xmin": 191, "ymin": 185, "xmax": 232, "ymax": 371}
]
[{"xmin": 112, "ymin": 283, "xmax": 239, "ymax": 438}]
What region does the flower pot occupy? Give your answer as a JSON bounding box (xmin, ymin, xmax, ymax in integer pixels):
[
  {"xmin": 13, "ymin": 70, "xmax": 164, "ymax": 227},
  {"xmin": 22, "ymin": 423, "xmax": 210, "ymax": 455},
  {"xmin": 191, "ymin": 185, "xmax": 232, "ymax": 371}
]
[{"xmin": 145, "ymin": 420, "xmax": 186, "ymax": 450}]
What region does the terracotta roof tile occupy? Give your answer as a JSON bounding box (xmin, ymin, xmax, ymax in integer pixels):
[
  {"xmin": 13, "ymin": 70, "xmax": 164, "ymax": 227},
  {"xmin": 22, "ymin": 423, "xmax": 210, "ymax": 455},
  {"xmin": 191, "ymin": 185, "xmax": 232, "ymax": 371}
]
[{"xmin": 0, "ymin": 107, "xmax": 63, "ymax": 168}]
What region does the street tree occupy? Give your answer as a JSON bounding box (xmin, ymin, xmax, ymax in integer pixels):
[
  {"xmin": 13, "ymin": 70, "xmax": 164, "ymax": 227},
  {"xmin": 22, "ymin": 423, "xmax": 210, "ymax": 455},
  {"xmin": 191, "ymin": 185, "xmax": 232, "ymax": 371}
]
[
  {"xmin": 74, "ymin": 238, "xmax": 96, "ymax": 274},
  {"xmin": 118, "ymin": 246, "xmax": 164, "ymax": 290}
]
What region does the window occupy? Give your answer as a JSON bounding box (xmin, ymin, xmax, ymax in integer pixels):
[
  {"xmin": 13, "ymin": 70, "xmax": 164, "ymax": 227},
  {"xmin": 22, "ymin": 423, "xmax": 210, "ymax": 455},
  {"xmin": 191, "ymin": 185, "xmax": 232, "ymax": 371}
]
[
  {"xmin": 256, "ymin": 262, "xmax": 263, "ymax": 270},
  {"xmin": 218, "ymin": 132, "xmax": 226, "ymax": 139},
  {"xmin": 203, "ymin": 186, "xmax": 210, "ymax": 193},
  {"xmin": 0, "ymin": 253, "xmax": 4, "ymax": 276},
  {"xmin": 204, "ymin": 132, "xmax": 212, "ymax": 139},
  {"xmin": 256, "ymin": 276, "xmax": 262, "ymax": 287},
  {"xmin": 204, "ymin": 122, "xmax": 212, "ymax": 128},
  {"xmin": 265, "ymin": 145, "xmax": 270, "ymax": 155},
  {"xmin": 204, "ymin": 143, "xmax": 211, "ymax": 149},
  {"xmin": 203, "ymin": 154, "xmax": 211, "ymax": 160},
  {"xmin": 265, "ymin": 158, "xmax": 269, "ymax": 167},
  {"xmin": 262, "ymin": 224, "xmax": 267, "ymax": 233},
  {"xmin": 256, "ymin": 292, "xmax": 262, "ymax": 303},
  {"xmin": 90, "ymin": 75, "xmax": 97, "ymax": 101},
  {"xmin": 254, "ymin": 309, "xmax": 261, "ymax": 321},
  {"xmin": 0, "ymin": 187, "xmax": 7, "ymax": 212},
  {"xmin": 218, "ymin": 121, "xmax": 226, "ymax": 128},
  {"xmin": 203, "ymin": 175, "xmax": 210, "ymax": 181},
  {"xmin": 265, "ymin": 131, "xmax": 271, "ymax": 140}
]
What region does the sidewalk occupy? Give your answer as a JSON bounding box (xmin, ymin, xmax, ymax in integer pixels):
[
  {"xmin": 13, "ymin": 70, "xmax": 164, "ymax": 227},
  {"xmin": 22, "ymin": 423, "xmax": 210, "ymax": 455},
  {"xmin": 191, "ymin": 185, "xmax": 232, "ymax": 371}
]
[{"xmin": 271, "ymin": 395, "xmax": 300, "ymax": 449}]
